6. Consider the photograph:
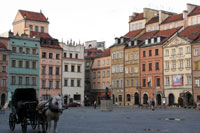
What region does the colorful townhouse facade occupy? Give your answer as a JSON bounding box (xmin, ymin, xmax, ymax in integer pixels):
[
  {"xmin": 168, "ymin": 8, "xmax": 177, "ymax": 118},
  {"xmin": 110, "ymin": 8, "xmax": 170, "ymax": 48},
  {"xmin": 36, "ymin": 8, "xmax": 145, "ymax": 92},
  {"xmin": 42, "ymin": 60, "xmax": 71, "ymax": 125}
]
[
  {"xmin": 7, "ymin": 32, "xmax": 40, "ymax": 101},
  {"xmin": 0, "ymin": 37, "xmax": 9, "ymax": 106},
  {"xmin": 91, "ymin": 48, "xmax": 111, "ymax": 104},
  {"xmin": 61, "ymin": 41, "xmax": 85, "ymax": 105}
]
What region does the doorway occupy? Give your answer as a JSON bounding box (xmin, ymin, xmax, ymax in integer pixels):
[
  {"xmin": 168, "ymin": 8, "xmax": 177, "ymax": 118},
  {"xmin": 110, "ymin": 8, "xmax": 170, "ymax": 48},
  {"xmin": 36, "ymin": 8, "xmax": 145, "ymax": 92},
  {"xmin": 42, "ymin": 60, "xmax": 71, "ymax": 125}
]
[
  {"xmin": 156, "ymin": 94, "xmax": 162, "ymax": 105},
  {"xmin": 168, "ymin": 93, "xmax": 174, "ymax": 106},
  {"xmin": 134, "ymin": 93, "xmax": 139, "ymax": 105}
]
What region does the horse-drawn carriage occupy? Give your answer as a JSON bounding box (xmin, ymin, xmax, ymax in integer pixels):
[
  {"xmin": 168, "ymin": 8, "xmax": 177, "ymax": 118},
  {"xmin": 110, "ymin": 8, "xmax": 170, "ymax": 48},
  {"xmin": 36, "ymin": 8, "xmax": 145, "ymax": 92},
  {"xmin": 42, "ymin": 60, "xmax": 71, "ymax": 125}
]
[{"xmin": 9, "ymin": 88, "xmax": 38, "ymax": 133}]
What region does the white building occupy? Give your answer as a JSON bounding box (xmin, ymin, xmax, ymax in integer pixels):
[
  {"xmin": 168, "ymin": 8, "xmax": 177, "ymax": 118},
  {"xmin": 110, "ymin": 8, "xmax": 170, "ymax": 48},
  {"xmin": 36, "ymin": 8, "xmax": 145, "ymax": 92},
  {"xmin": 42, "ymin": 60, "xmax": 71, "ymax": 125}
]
[
  {"xmin": 85, "ymin": 40, "xmax": 105, "ymax": 51},
  {"xmin": 61, "ymin": 41, "xmax": 85, "ymax": 105}
]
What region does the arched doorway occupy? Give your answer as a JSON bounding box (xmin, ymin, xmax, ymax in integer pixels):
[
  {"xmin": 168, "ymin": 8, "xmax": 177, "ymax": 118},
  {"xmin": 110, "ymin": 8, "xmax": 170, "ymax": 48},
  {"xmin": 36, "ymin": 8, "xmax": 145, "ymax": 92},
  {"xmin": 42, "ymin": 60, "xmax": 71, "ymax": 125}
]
[
  {"xmin": 64, "ymin": 95, "xmax": 68, "ymax": 105},
  {"xmin": 112, "ymin": 94, "xmax": 115, "ymax": 104},
  {"xmin": 186, "ymin": 92, "xmax": 192, "ymax": 105},
  {"xmin": 168, "ymin": 93, "xmax": 174, "ymax": 106},
  {"xmin": 143, "ymin": 94, "xmax": 148, "ymax": 104},
  {"xmin": 134, "ymin": 93, "xmax": 139, "ymax": 105},
  {"xmin": 1, "ymin": 94, "xmax": 6, "ymax": 107},
  {"xmin": 156, "ymin": 94, "xmax": 162, "ymax": 105}
]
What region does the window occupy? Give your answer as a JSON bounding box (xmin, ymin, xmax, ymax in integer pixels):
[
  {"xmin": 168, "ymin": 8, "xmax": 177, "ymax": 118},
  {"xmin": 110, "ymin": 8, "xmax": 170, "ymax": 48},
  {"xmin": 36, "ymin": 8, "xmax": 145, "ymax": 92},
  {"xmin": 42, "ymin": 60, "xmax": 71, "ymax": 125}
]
[
  {"xmin": 112, "ymin": 66, "xmax": 115, "ymax": 73},
  {"xmin": 71, "ymin": 65, "xmax": 75, "ymax": 72},
  {"xmin": 32, "ymin": 61, "xmax": 36, "ymax": 69},
  {"xmin": 165, "ymin": 61, "xmax": 169, "ymax": 69},
  {"xmin": 26, "ymin": 48, "xmax": 30, "ymax": 54},
  {"xmin": 179, "ymin": 48, "xmax": 183, "ymax": 55},
  {"xmin": 12, "ymin": 60, "xmax": 16, "ymax": 67},
  {"xmin": 125, "ymin": 67, "xmax": 129, "ymax": 74},
  {"xmin": 155, "ymin": 62, "xmax": 159, "ymax": 70},
  {"xmin": 77, "ymin": 65, "xmax": 81, "ymax": 72},
  {"xmin": 56, "ymin": 67, "xmax": 59, "ymax": 75},
  {"xmin": 135, "ymin": 79, "xmax": 138, "ymax": 86},
  {"xmin": 169, "ymin": 24, "xmax": 173, "ymax": 29},
  {"xmin": 49, "ymin": 67, "xmax": 53, "ymax": 75},
  {"xmin": 126, "ymin": 80, "xmax": 129, "ymax": 87},
  {"xmin": 107, "ymin": 71, "xmax": 110, "ymax": 77},
  {"xmin": 107, "ymin": 59, "xmax": 110, "ymax": 65},
  {"xmin": 102, "ymin": 82, "xmax": 105, "ymax": 89},
  {"xmin": 29, "ymin": 25, "xmax": 33, "ymax": 31},
  {"xmin": 41, "ymin": 26, "xmax": 44, "ymax": 32},
  {"xmin": 93, "ymin": 72, "xmax": 96, "ymax": 79},
  {"xmin": 19, "ymin": 61, "xmax": 23, "ymax": 68},
  {"xmin": 64, "ymin": 79, "xmax": 68, "ymax": 86},
  {"xmin": 26, "ymin": 77, "xmax": 29, "ymax": 85},
  {"xmin": 152, "ymin": 25, "xmax": 155, "ymax": 31},
  {"xmin": 172, "ymin": 49, "xmax": 176, "ymax": 56},
  {"xmin": 186, "ymin": 47, "xmax": 190, "ymax": 54},
  {"xmin": 131, "ymin": 79, "xmax": 134, "ymax": 87},
  {"xmin": 151, "ymin": 38, "xmax": 154, "ymax": 44},
  {"xmin": 93, "ymin": 82, "xmax": 96, "ymax": 89},
  {"xmin": 187, "ymin": 76, "xmax": 191, "ymax": 85},
  {"xmin": 64, "ymin": 53, "xmax": 66, "ymax": 58},
  {"xmin": 42, "ymin": 66, "xmax": 46, "ymax": 75},
  {"xmin": 2, "ymin": 79, "xmax": 6, "ymax": 88},
  {"xmin": 155, "ymin": 49, "xmax": 159, "ymax": 56},
  {"xmin": 175, "ymin": 23, "xmax": 178, "ymax": 28},
  {"xmin": 74, "ymin": 94, "xmax": 81, "ymax": 101},
  {"xmin": 19, "ymin": 76, "xmax": 23, "ymax": 85},
  {"xmin": 26, "ymin": 61, "xmax": 30, "ymax": 68},
  {"xmin": 165, "ymin": 76, "xmax": 170, "ymax": 86},
  {"xmin": 12, "ymin": 47, "xmax": 16, "ymax": 53},
  {"xmin": 195, "ymin": 79, "xmax": 200, "ymax": 87},
  {"xmin": 142, "ymin": 64, "xmax": 145, "ymax": 71},
  {"xmin": 2, "ymin": 55, "xmax": 6, "ymax": 61},
  {"xmin": 56, "ymin": 81, "xmax": 59, "ymax": 89},
  {"xmin": 56, "ymin": 54, "xmax": 60, "ymax": 59},
  {"xmin": 143, "ymin": 51, "xmax": 146, "ymax": 57},
  {"xmin": 149, "ymin": 63, "xmax": 152, "ymax": 71},
  {"xmin": 125, "ymin": 55, "xmax": 128, "ymax": 61},
  {"xmin": 32, "ymin": 77, "xmax": 36, "ymax": 86},
  {"xmin": 149, "ymin": 50, "xmax": 152, "ymax": 56},
  {"xmin": 19, "ymin": 47, "xmax": 23, "ymax": 53},
  {"xmin": 97, "ymin": 72, "xmax": 101, "ymax": 78},
  {"xmin": 147, "ymin": 26, "xmax": 150, "ymax": 32},
  {"xmin": 49, "ymin": 81, "xmax": 53, "ymax": 89},
  {"xmin": 97, "ymin": 82, "xmax": 100, "ymax": 89},
  {"xmin": 102, "ymin": 71, "xmax": 105, "ymax": 77},
  {"xmin": 120, "ymin": 80, "xmax": 123, "ymax": 88},
  {"xmin": 172, "ymin": 61, "xmax": 176, "ymax": 69},
  {"xmin": 198, "ymin": 16, "xmax": 200, "ymax": 24},
  {"xmin": 120, "ymin": 65, "xmax": 123, "ymax": 72},
  {"xmin": 135, "ymin": 66, "xmax": 138, "ymax": 73},
  {"xmin": 49, "ymin": 53, "xmax": 53, "ymax": 59},
  {"xmin": 97, "ymin": 60, "xmax": 100, "ymax": 66},
  {"xmin": 145, "ymin": 39, "xmax": 148, "ymax": 45},
  {"xmin": 107, "ymin": 81, "xmax": 110, "ymax": 88},
  {"xmin": 35, "ymin": 26, "xmax": 38, "ymax": 32},
  {"xmin": 194, "ymin": 62, "xmax": 199, "ymax": 70},
  {"xmin": 70, "ymin": 53, "xmax": 73, "ymax": 58},
  {"xmin": 130, "ymin": 66, "xmax": 133, "ymax": 73},
  {"xmin": 32, "ymin": 48, "xmax": 37, "ymax": 55},
  {"xmin": 11, "ymin": 76, "xmax": 16, "ymax": 85},
  {"xmin": 2, "ymin": 66, "xmax": 6, "ymax": 72},
  {"xmin": 135, "ymin": 53, "xmax": 139, "ymax": 59},
  {"xmin": 195, "ymin": 48, "xmax": 198, "ymax": 56},
  {"xmin": 42, "ymin": 52, "xmax": 46, "ymax": 58},
  {"xmin": 77, "ymin": 79, "xmax": 81, "ymax": 87},
  {"xmin": 191, "ymin": 17, "xmax": 195, "ymax": 25},
  {"xmin": 65, "ymin": 65, "xmax": 68, "ymax": 72},
  {"xmin": 156, "ymin": 78, "xmax": 160, "ymax": 87},
  {"xmin": 143, "ymin": 79, "xmax": 146, "ymax": 87},
  {"xmin": 164, "ymin": 25, "xmax": 167, "ymax": 30},
  {"xmin": 71, "ymin": 79, "xmax": 74, "ymax": 87},
  {"xmin": 179, "ymin": 60, "xmax": 183, "ymax": 69},
  {"xmin": 186, "ymin": 59, "xmax": 191, "ymax": 67},
  {"xmin": 42, "ymin": 80, "xmax": 46, "ymax": 88},
  {"xmin": 127, "ymin": 94, "xmax": 131, "ymax": 102},
  {"xmin": 119, "ymin": 95, "xmax": 122, "ymax": 102}
]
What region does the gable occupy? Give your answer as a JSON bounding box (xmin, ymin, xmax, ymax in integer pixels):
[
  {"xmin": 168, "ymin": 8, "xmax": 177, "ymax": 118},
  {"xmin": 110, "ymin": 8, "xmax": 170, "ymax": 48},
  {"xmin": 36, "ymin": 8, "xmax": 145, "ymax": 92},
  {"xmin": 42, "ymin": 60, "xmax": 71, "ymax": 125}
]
[
  {"xmin": 13, "ymin": 11, "xmax": 24, "ymax": 24},
  {"xmin": 164, "ymin": 36, "xmax": 189, "ymax": 48}
]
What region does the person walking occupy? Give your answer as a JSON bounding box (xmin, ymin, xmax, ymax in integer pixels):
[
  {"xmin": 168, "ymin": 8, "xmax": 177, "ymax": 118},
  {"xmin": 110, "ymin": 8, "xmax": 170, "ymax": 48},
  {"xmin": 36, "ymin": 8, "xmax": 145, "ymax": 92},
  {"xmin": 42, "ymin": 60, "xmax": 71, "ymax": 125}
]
[
  {"xmin": 94, "ymin": 100, "xmax": 97, "ymax": 109},
  {"xmin": 151, "ymin": 98, "xmax": 155, "ymax": 111}
]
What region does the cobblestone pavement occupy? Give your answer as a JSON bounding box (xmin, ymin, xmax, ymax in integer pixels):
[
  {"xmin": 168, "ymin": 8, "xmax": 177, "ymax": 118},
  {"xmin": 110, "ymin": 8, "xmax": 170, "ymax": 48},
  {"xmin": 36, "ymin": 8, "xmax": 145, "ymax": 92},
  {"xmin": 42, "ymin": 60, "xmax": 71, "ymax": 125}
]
[{"xmin": 1, "ymin": 106, "xmax": 200, "ymax": 133}]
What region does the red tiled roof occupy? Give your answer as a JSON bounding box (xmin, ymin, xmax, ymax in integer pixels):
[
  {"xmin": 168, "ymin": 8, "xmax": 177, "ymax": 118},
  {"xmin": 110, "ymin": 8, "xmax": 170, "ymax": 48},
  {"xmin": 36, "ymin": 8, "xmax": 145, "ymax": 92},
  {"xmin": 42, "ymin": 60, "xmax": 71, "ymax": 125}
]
[
  {"xmin": 146, "ymin": 16, "xmax": 159, "ymax": 25},
  {"xmin": 124, "ymin": 29, "xmax": 144, "ymax": 38},
  {"xmin": 85, "ymin": 52, "xmax": 97, "ymax": 58},
  {"xmin": 138, "ymin": 30, "xmax": 159, "ymax": 40},
  {"xmin": 162, "ymin": 13, "xmax": 183, "ymax": 24},
  {"xmin": 31, "ymin": 31, "xmax": 52, "ymax": 39},
  {"xmin": 86, "ymin": 48, "xmax": 99, "ymax": 52},
  {"xmin": 188, "ymin": 6, "xmax": 200, "ymax": 16},
  {"xmin": 19, "ymin": 10, "xmax": 48, "ymax": 22},
  {"xmin": 0, "ymin": 42, "xmax": 7, "ymax": 49},
  {"xmin": 40, "ymin": 44, "xmax": 62, "ymax": 49},
  {"xmin": 155, "ymin": 27, "xmax": 182, "ymax": 43},
  {"xmin": 179, "ymin": 24, "xmax": 200, "ymax": 41},
  {"xmin": 97, "ymin": 48, "xmax": 110, "ymax": 57},
  {"xmin": 133, "ymin": 13, "xmax": 144, "ymax": 21}
]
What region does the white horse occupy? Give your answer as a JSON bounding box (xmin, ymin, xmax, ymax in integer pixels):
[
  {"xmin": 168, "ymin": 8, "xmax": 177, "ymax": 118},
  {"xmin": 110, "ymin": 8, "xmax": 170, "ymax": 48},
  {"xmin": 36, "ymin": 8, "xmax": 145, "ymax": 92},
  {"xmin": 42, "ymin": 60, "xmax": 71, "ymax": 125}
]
[
  {"xmin": 37, "ymin": 95, "xmax": 63, "ymax": 133},
  {"xmin": 46, "ymin": 95, "xmax": 63, "ymax": 133}
]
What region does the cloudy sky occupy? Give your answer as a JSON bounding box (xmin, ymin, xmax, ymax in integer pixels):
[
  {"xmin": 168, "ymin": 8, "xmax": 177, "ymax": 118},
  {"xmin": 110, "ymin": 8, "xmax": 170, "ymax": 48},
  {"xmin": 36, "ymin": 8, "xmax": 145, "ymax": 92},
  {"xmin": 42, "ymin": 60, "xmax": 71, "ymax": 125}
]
[{"xmin": 0, "ymin": 0, "xmax": 199, "ymax": 48}]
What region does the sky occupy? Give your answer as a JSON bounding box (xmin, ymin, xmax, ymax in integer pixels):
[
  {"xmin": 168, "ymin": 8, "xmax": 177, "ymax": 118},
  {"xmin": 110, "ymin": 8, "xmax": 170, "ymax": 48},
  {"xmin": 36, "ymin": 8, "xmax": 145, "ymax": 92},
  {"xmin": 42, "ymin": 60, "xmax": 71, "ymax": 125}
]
[{"xmin": 0, "ymin": 0, "xmax": 199, "ymax": 48}]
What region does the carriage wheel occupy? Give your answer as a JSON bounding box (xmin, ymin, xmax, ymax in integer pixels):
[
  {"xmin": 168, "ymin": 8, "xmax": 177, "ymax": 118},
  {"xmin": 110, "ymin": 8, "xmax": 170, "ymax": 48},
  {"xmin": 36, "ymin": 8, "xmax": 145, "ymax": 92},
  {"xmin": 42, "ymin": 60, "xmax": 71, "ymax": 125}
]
[
  {"xmin": 9, "ymin": 113, "xmax": 15, "ymax": 131},
  {"xmin": 21, "ymin": 117, "xmax": 27, "ymax": 133},
  {"xmin": 31, "ymin": 120, "xmax": 37, "ymax": 129}
]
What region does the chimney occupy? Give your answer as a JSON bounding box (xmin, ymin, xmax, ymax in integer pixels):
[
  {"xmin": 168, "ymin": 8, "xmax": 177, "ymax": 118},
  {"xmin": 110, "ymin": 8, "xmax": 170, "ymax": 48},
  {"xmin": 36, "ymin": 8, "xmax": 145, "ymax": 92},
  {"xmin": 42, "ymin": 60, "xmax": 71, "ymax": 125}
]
[
  {"xmin": 129, "ymin": 12, "xmax": 137, "ymax": 22},
  {"xmin": 183, "ymin": 10, "xmax": 188, "ymax": 28}
]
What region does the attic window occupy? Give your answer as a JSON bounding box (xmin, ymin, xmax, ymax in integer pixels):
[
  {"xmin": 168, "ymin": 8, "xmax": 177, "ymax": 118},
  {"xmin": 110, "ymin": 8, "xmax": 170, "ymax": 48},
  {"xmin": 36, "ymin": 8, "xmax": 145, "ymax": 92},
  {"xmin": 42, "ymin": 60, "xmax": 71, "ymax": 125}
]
[
  {"xmin": 157, "ymin": 37, "xmax": 161, "ymax": 43},
  {"xmin": 151, "ymin": 38, "xmax": 154, "ymax": 44},
  {"xmin": 128, "ymin": 41, "xmax": 132, "ymax": 47},
  {"xmin": 145, "ymin": 39, "xmax": 148, "ymax": 45},
  {"xmin": 115, "ymin": 38, "xmax": 119, "ymax": 44},
  {"xmin": 134, "ymin": 40, "xmax": 137, "ymax": 46},
  {"xmin": 121, "ymin": 38, "xmax": 124, "ymax": 43}
]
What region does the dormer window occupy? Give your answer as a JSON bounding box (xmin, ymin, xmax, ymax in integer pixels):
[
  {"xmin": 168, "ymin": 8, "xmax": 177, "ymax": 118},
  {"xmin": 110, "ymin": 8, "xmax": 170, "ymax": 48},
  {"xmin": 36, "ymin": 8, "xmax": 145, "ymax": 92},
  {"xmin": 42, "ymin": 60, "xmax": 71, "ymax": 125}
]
[
  {"xmin": 134, "ymin": 40, "xmax": 137, "ymax": 46},
  {"xmin": 151, "ymin": 38, "xmax": 154, "ymax": 44},
  {"xmin": 145, "ymin": 39, "xmax": 148, "ymax": 45},
  {"xmin": 115, "ymin": 38, "xmax": 119, "ymax": 44},
  {"xmin": 121, "ymin": 38, "xmax": 124, "ymax": 43},
  {"xmin": 128, "ymin": 41, "xmax": 132, "ymax": 47},
  {"xmin": 157, "ymin": 37, "xmax": 161, "ymax": 43}
]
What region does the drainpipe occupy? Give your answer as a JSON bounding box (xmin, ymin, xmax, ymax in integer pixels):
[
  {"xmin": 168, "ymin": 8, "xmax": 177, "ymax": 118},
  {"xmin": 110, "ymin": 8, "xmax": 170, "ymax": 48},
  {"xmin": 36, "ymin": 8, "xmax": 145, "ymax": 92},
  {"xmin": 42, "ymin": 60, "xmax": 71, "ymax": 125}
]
[{"xmin": 123, "ymin": 46, "xmax": 126, "ymax": 106}]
